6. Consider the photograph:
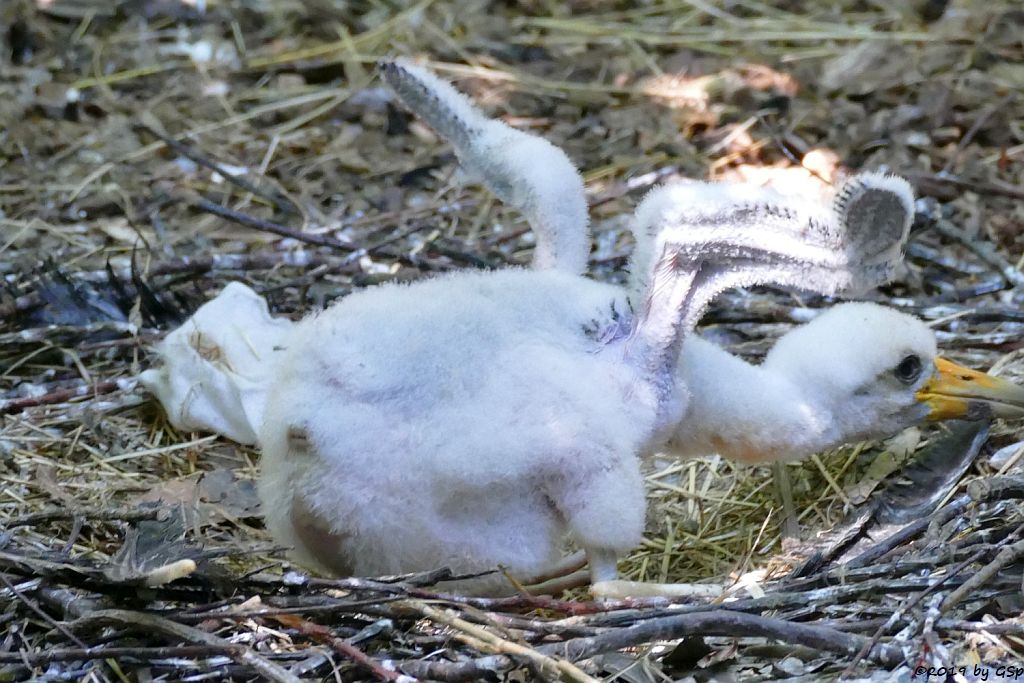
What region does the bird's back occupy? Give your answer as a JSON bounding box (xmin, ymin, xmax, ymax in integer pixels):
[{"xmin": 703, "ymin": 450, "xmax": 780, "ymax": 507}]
[{"xmin": 257, "ymin": 268, "xmax": 650, "ymax": 579}]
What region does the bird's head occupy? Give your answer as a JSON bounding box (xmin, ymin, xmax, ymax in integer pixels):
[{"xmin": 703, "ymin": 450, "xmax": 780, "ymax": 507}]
[{"xmin": 763, "ymin": 302, "xmax": 1024, "ymax": 442}]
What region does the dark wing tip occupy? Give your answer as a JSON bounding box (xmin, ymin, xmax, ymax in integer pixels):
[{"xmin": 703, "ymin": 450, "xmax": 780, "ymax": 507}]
[
  {"xmin": 377, "ymin": 59, "xmax": 409, "ymax": 89},
  {"xmin": 834, "ymin": 171, "xmax": 915, "ymax": 259}
]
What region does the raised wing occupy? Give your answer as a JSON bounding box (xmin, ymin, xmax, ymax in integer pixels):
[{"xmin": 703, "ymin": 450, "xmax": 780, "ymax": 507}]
[
  {"xmin": 379, "ymin": 59, "xmax": 591, "ymax": 274},
  {"xmin": 627, "ymin": 172, "xmax": 914, "ymax": 388}
]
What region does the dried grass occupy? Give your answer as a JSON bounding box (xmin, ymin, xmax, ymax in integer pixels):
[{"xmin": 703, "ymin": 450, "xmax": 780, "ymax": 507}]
[{"xmin": 3, "ymin": 0, "xmax": 1024, "ymax": 680}]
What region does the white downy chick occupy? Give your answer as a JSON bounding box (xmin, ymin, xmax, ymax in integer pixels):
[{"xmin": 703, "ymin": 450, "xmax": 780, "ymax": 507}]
[
  {"xmin": 254, "ymin": 62, "xmax": 913, "ymax": 592},
  {"xmin": 140, "ymin": 61, "xmax": 937, "ymax": 595}
]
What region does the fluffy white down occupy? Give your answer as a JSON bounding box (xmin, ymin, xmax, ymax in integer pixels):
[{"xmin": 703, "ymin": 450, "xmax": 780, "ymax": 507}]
[
  {"xmin": 765, "ymin": 303, "xmax": 936, "ymax": 394},
  {"xmin": 466, "ymin": 122, "xmax": 590, "ymax": 273},
  {"xmin": 670, "ymin": 303, "xmax": 938, "ymax": 463},
  {"xmin": 141, "ymin": 286, "xmax": 945, "ymax": 584},
  {"xmin": 258, "ymin": 268, "xmax": 657, "ymax": 585}
]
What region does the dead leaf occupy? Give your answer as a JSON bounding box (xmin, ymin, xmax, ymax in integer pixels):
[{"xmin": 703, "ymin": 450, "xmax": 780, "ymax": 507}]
[
  {"xmin": 131, "ymin": 468, "xmax": 260, "ymax": 529},
  {"xmin": 197, "ymin": 467, "xmax": 261, "ymax": 519}
]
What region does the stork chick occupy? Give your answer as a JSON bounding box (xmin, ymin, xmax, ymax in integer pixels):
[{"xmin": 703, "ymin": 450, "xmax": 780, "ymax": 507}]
[
  {"xmin": 141, "ymin": 61, "xmax": 1016, "ymax": 597},
  {"xmin": 142, "ymin": 281, "xmax": 1024, "ymax": 598},
  {"xmin": 251, "ymin": 64, "xmax": 912, "ymax": 595}
]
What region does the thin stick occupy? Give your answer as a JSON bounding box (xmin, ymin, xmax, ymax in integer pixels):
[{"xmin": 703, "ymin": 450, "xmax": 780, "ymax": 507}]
[
  {"xmin": 0, "ymin": 322, "xmax": 137, "ymax": 347},
  {"xmin": 0, "ymin": 645, "xmax": 246, "ymax": 664},
  {"xmin": 272, "ymin": 614, "xmax": 412, "ymax": 682},
  {"xmin": 932, "ymin": 219, "xmax": 1024, "ymax": 288},
  {"xmin": 396, "ymin": 608, "xmax": 906, "ymax": 680},
  {"xmin": 399, "ymin": 600, "xmax": 600, "ymax": 683},
  {"xmin": 0, "ymin": 574, "xmax": 88, "ymax": 648},
  {"xmin": 134, "ymin": 124, "xmax": 297, "ymax": 213},
  {"xmin": 1, "ymin": 379, "xmax": 121, "ymax": 415},
  {"xmin": 535, "ymin": 609, "xmax": 904, "ymax": 666},
  {"xmin": 190, "ymin": 198, "xmax": 353, "ymax": 251},
  {"xmin": 68, "ymin": 610, "xmax": 303, "ymax": 683},
  {"xmin": 941, "ymin": 537, "xmax": 1024, "ymax": 613}
]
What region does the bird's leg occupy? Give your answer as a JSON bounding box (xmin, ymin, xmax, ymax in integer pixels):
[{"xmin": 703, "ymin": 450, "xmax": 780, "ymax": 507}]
[
  {"xmin": 586, "ymin": 545, "xmax": 724, "ymax": 602},
  {"xmin": 587, "ymin": 547, "xmax": 619, "ymax": 583},
  {"xmin": 521, "ymin": 550, "xmax": 587, "ymax": 585},
  {"xmin": 585, "ymin": 540, "xmax": 725, "ymax": 601},
  {"xmin": 586, "ymin": 547, "xmax": 625, "ymax": 601},
  {"xmin": 580, "ymin": 512, "xmax": 725, "ymax": 602},
  {"xmin": 542, "ymin": 451, "xmax": 647, "ymax": 602},
  {"xmin": 773, "ymin": 461, "xmax": 800, "ymax": 541}
]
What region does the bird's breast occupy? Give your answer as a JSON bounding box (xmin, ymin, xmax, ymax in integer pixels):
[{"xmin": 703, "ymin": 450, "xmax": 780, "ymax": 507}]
[{"xmin": 707, "ymin": 434, "xmax": 782, "ymax": 464}]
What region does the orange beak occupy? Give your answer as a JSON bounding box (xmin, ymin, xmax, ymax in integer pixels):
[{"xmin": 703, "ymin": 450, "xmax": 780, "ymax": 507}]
[{"xmin": 916, "ymin": 357, "xmax": 1024, "ymax": 421}]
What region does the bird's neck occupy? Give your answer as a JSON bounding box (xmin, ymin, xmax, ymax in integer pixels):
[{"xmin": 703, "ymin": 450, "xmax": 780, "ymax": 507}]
[{"xmin": 664, "ymin": 336, "xmax": 842, "ymax": 464}]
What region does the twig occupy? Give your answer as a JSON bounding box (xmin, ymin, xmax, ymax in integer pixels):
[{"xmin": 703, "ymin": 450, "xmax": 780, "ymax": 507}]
[
  {"xmin": 140, "ymin": 251, "xmax": 337, "ymax": 276},
  {"xmin": 67, "ymin": 610, "xmax": 303, "ymax": 683},
  {"xmin": 173, "ymin": 598, "xmax": 406, "ymax": 623},
  {"xmin": 0, "ymin": 645, "xmax": 243, "ymax": 664},
  {"xmin": 189, "ymin": 198, "xmax": 447, "ymax": 267},
  {"xmin": 907, "ymin": 170, "xmax": 1024, "ymax": 202},
  {"xmin": 932, "ymin": 218, "xmax": 1024, "ymax": 288},
  {"xmin": 0, "ymin": 573, "xmax": 88, "ymax": 648},
  {"xmin": 36, "ymin": 586, "xmax": 110, "ymax": 620},
  {"xmin": 396, "ymin": 608, "xmax": 906, "ymax": 680},
  {"xmin": 842, "ymin": 531, "xmax": 1011, "ymax": 676},
  {"xmin": 272, "ymin": 614, "xmax": 413, "ymax": 682},
  {"xmin": 941, "ymin": 537, "xmax": 1024, "ymax": 613},
  {"xmin": 134, "ymin": 124, "xmax": 297, "ymax": 213},
  {"xmin": 399, "ymin": 600, "xmax": 599, "ymax": 683},
  {"xmin": 844, "ymin": 496, "xmax": 970, "ymax": 569},
  {"xmin": 788, "ymin": 504, "xmax": 877, "ymax": 579},
  {"xmin": 1, "ymin": 379, "xmax": 123, "ymax": 415},
  {"xmin": 966, "ymin": 475, "xmax": 1024, "ymax": 502},
  {"xmin": 0, "ymin": 322, "xmax": 138, "ymax": 347},
  {"xmin": 937, "ymin": 619, "xmax": 1024, "ymax": 637},
  {"xmin": 4, "ymin": 507, "xmax": 162, "ymax": 528},
  {"xmin": 941, "ymin": 102, "xmax": 1005, "ymax": 174},
  {"xmin": 535, "ymin": 610, "xmax": 905, "ymax": 667},
  {"xmin": 395, "ymin": 654, "xmax": 514, "ymax": 682},
  {"xmin": 190, "ymin": 197, "xmax": 355, "ymax": 251},
  {"xmin": 241, "ymin": 571, "xmax": 656, "ymax": 615}
]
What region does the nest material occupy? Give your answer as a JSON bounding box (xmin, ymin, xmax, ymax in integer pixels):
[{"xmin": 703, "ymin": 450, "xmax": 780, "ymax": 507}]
[{"xmin": 3, "ymin": 0, "xmax": 1024, "ymax": 680}]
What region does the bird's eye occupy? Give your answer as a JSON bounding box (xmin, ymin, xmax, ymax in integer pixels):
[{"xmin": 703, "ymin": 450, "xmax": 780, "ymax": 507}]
[{"xmin": 894, "ymin": 355, "xmax": 923, "ymax": 384}]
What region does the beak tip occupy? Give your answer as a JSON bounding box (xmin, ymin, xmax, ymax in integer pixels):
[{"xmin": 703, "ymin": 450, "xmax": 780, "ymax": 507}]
[{"xmin": 923, "ymin": 357, "xmax": 1024, "ymax": 422}]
